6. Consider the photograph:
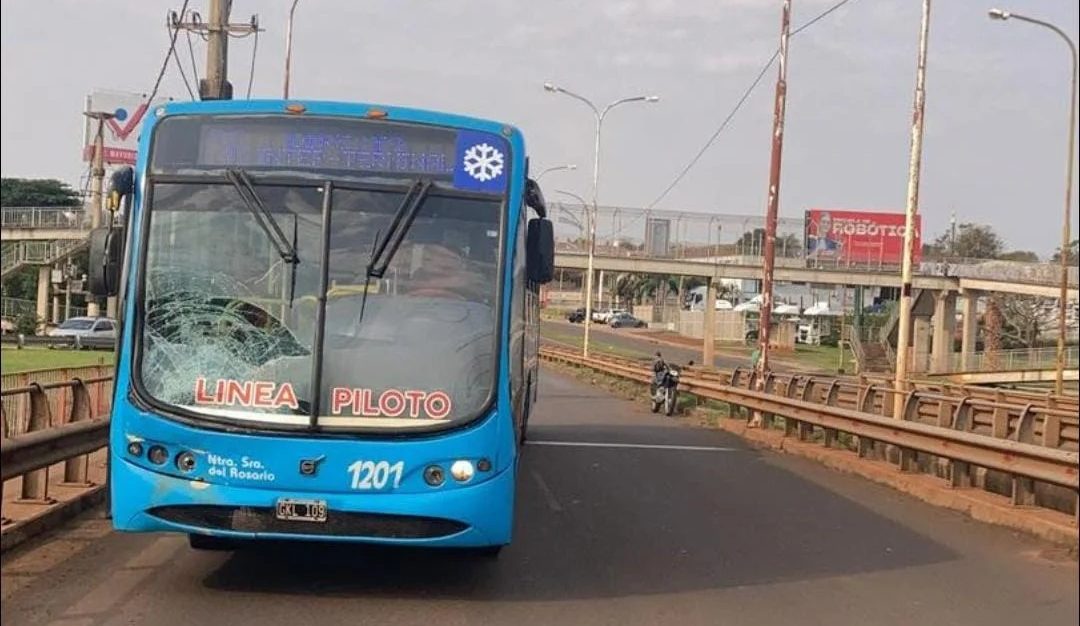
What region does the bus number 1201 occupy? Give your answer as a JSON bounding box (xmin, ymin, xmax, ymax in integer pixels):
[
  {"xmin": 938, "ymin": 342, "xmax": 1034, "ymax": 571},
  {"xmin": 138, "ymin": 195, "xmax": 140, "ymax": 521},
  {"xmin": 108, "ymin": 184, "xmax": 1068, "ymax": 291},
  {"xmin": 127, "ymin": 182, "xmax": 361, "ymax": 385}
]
[{"xmin": 347, "ymin": 460, "xmax": 405, "ymax": 490}]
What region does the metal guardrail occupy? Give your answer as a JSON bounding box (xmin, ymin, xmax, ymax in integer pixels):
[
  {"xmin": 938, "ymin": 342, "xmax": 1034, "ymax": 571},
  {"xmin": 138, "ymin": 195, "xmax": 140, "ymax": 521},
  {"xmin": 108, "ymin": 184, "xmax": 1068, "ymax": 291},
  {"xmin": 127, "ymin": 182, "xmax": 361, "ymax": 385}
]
[
  {"xmin": 1, "ymin": 297, "xmax": 89, "ymax": 322},
  {"xmin": 541, "ymin": 346, "xmax": 1079, "ymax": 521},
  {"xmin": 0, "ymin": 374, "xmax": 112, "ymax": 522},
  {"xmin": 0, "ymin": 335, "xmax": 115, "ymax": 350}
]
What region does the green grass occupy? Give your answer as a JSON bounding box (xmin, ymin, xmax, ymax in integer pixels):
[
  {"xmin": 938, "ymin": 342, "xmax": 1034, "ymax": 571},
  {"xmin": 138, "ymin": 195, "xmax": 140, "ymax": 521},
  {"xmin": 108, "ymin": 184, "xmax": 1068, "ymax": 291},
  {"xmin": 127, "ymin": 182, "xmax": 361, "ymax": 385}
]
[
  {"xmin": 0, "ymin": 347, "xmax": 114, "ymax": 374},
  {"xmin": 540, "ymin": 325, "xmax": 651, "ymax": 361},
  {"xmin": 777, "ymin": 344, "xmax": 844, "ymax": 373}
]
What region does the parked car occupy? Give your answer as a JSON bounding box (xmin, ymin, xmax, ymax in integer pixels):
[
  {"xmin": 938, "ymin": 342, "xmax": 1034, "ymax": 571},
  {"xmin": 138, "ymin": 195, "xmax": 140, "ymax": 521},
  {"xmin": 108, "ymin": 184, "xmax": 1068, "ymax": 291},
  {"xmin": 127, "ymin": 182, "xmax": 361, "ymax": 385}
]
[
  {"xmin": 608, "ymin": 312, "xmax": 646, "ymax": 328},
  {"xmin": 47, "ymin": 316, "xmax": 117, "ymax": 340},
  {"xmin": 567, "ymin": 307, "xmax": 586, "ymax": 323}
]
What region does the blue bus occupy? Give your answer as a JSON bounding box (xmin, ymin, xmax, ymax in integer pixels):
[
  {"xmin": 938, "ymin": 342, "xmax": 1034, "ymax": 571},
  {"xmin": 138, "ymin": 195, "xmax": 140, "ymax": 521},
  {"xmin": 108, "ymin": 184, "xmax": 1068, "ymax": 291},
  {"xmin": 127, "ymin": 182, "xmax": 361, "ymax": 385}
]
[{"xmin": 87, "ymin": 99, "xmax": 555, "ymax": 553}]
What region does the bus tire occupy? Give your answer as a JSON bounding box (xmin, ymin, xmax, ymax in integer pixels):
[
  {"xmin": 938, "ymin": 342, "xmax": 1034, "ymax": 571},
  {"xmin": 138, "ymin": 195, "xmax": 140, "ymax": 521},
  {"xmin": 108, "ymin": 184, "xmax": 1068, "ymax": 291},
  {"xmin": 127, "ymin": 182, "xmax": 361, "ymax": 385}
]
[{"xmin": 188, "ymin": 534, "xmax": 240, "ymax": 551}]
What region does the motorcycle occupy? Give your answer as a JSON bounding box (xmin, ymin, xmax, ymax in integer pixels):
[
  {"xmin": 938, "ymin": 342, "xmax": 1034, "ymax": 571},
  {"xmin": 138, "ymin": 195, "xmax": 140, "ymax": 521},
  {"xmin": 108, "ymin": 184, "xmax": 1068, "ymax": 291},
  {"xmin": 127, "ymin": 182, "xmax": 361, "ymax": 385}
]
[{"xmin": 650, "ymin": 364, "xmax": 681, "ymax": 416}]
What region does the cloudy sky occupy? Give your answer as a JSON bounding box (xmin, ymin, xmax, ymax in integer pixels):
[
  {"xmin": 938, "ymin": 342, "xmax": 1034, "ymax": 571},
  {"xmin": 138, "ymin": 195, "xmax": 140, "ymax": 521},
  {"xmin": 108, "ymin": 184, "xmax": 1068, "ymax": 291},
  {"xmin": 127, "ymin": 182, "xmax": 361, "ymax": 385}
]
[{"xmin": 2, "ymin": 0, "xmax": 1077, "ymax": 255}]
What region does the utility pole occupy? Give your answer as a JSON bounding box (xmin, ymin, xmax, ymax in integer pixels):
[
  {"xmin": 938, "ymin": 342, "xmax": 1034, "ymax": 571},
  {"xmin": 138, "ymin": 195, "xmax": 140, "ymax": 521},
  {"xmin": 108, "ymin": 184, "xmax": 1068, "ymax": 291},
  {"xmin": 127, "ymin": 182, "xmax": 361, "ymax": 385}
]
[
  {"xmin": 83, "ymin": 111, "xmax": 113, "ymax": 318},
  {"xmin": 894, "ymin": 0, "xmax": 933, "ymax": 418},
  {"xmin": 173, "ymin": 0, "xmax": 260, "ymax": 100},
  {"xmin": 754, "ymin": 0, "xmax": 793, "ymax": 422}
]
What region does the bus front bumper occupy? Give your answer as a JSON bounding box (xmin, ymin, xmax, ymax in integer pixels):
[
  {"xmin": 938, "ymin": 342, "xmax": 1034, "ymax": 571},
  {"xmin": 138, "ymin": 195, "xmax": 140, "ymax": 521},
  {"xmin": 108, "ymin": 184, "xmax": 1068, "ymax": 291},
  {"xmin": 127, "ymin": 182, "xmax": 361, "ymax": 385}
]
[{"xmin": 111, "ymin": 458, "xmax": 515, "ymax": 548}]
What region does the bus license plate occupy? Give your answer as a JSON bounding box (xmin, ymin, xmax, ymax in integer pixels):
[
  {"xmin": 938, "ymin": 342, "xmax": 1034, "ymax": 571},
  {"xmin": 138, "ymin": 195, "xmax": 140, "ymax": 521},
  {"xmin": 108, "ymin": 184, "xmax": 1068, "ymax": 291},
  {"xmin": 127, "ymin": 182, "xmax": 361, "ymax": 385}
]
[{"xmin": 275, "ymin": 498, "xmax": 328, "ymax": 523}]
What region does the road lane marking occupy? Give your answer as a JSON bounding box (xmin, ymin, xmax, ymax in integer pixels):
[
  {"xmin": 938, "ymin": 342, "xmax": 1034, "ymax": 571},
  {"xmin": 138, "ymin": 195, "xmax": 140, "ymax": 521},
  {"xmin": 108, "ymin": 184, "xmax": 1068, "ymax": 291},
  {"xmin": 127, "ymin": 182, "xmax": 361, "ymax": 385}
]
[
  {"xmin": 530, "ymin": 470, "xmax": 564, "ymax": 512},
  {"xmin": 526, "ymin": 440, "xmax": 739, "ymax": 452}
]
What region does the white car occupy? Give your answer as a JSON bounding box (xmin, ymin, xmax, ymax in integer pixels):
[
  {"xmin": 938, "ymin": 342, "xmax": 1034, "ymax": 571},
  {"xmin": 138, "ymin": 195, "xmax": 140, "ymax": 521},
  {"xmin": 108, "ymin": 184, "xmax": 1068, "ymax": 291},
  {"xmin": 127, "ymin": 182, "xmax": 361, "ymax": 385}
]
[{"xmin": 47, "ymin": 316, "xmax": 117, "ymax": 340}]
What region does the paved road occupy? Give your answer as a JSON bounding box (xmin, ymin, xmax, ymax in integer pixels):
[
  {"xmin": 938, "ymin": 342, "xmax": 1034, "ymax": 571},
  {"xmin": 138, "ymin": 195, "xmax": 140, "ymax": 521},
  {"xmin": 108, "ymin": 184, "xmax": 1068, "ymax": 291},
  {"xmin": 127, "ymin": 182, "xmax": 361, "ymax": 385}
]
[
  {"xmin": 2, "ymin": 369, "xmax": 1077, "ymax": 626},
  {"xmin": 543, "ymin": 319, "xmax": 751, "ymax": 370}
]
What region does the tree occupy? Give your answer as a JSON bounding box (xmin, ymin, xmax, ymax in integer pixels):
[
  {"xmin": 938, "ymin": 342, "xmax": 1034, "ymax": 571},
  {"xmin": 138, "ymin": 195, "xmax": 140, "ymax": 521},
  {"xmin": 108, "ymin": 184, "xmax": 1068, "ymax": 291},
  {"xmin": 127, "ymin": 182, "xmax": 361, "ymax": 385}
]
[
  {"xmin": 997, "ymin": 250, "xmax": 1040, "ymax": 262},
  {"xmin": 931, "ymin": 222, "xmax": 1004, "ymax": 260},
  {"xmin": 1051, "ymin": 238, "xmax": 1079, "ymax": 265},
  {"xmin": 1, "ymin": 178, "xmax": 81, "ymax": 207}
]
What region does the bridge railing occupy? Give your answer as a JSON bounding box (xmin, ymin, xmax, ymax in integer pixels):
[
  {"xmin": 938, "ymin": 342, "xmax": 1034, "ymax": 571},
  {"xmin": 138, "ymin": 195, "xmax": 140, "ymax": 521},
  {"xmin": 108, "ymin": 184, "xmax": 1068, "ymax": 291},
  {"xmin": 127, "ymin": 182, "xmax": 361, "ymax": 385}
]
[
  {"xmin": 1, "ymin": 207, "xmax": 89, "ymax": 230},
  {"xmin": 551, "ymin": 203, "xmax": 1078, "ymax": 288},
  {"xmin": 0, "ymin": 367, "xmax": 113, "ymax": 529},
  {"xmin": 947, "ymin": 346, "xmax": 1080, "ymax": 374},
  {"xmin": 0, "ymin": 297, "xmax": 88, "ymax": 321},
  {"xmin": 1, "ymin": 239, "xmax": 88, "ymax": 276}
]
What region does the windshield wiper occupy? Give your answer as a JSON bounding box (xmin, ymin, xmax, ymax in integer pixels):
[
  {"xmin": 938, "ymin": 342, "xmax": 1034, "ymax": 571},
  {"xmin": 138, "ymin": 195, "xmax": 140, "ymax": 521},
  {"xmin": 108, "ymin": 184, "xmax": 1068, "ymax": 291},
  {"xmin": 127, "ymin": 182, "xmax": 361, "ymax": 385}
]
[
  {"xmin": 356, "ymin": 179, "xmax": 432, "ymax": 324},
  {"xmin": 226, "ymin": 168, "xmax": 300, "ymax": 265},
  {"xmin": 226, "ymin": 168, "xmax": 301, "ymax": 303},
  {"xmin": 366, "ymin": 179, "xmax": 433, "ymax": 279}
]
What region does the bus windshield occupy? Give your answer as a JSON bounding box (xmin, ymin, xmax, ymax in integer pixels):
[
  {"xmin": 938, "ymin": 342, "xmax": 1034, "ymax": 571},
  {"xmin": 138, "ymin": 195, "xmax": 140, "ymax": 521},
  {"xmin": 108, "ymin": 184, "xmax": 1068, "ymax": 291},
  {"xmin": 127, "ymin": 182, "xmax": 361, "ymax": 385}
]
[{"xmin": 138, "ymin": 180, "xmax": 502, "ymax": 430}]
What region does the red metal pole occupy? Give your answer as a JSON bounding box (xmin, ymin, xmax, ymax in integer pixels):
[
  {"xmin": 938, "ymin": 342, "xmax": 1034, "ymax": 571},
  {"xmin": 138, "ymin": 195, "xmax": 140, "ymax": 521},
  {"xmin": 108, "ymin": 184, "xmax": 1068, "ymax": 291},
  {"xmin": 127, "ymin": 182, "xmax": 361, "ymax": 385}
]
[{"xmin": 755, "ymin": 0, "xmax": 793, "ymax": 408}]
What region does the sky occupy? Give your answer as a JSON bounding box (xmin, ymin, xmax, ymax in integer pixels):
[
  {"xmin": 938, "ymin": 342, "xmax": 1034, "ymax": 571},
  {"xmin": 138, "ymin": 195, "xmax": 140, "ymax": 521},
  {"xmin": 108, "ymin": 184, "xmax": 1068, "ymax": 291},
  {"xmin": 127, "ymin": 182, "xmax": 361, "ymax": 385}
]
[{"xmin": 2, "ymin": 0, "xmax": 1077, "ymax": 257}]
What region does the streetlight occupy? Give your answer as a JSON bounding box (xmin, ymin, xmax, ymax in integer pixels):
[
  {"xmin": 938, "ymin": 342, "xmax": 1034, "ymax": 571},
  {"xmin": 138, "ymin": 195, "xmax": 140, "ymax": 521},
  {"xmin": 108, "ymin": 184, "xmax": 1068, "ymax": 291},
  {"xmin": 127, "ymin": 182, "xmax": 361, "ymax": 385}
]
[
  {"xmin": 543, "ymin": 81, "xmax": 660, "ymax": 356},
  {"xmin": 988, "ymin": 7, "xmax": 1077, "ymax": 396},
  {"xmin": 556, "ymin": 189, "xmax": 589, "ymax": 315},
  {"xmin": 283, "ymin": 0, "xmax": 301, "ymax": 98},
  {"xmin": 537, "ymin": 164, "xmax": 578, "ymax": 180}
]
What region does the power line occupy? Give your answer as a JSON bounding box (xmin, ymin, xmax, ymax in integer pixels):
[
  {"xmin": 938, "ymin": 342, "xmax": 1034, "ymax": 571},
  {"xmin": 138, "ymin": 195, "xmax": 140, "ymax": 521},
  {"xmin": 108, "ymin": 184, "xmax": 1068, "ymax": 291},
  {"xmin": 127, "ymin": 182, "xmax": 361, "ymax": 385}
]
[
  {"xmin": 246, "ymin": 29, "xmax": 259, "ymax": 98},
  {"xmin": 647, "ymin": 0, "xmax": 859, "ymax": 209},
  {"xmin": 168, "ymin": 22, "xmax": 197, "ymax": 99},
  {"xmin": 185, "ymin": 27, "xmax": 202, "ymax": 86},
  {"xmin": 147, "ymin": 0, "xmax": 191, "ymax": 104}
]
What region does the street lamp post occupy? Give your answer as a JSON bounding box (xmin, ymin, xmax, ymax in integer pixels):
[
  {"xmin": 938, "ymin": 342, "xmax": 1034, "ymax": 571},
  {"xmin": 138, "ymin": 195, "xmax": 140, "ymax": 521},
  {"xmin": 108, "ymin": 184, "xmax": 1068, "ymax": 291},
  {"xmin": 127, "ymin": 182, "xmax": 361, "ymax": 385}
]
[
  {"xmin": 557, "ymin": 189, "xmax": 589, "ymax": 313},
  {"xmin": 989, "ymin": 8, "xmax": 1077, "ymax": 396},
  {"xmin": 283, "ymin": 0, "xmax": 301, "ymax": 98},
  {"xmin": 537, "ymin": 164, "xmax": 578, "ymax": 181},
  {"xmin": 543, "ymin": 82, "xmax": 660, "ymax": 356}
]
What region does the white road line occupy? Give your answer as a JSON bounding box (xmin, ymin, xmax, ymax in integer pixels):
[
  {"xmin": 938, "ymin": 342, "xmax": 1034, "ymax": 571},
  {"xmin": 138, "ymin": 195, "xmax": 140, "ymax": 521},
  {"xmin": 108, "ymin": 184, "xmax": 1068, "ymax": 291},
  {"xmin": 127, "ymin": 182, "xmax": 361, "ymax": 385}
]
[
  {"xmin": 526, "ymin": 440, "xmax": 739, "ymax": 452},
  {"xmin": 530, "ymin": 470, "xmax": 564, "ymax": 512}
]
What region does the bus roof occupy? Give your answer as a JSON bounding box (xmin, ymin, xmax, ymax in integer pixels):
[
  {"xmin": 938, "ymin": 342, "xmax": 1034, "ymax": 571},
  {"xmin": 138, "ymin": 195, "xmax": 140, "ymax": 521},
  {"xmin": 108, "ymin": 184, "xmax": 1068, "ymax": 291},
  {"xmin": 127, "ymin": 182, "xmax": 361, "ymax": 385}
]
[{"xmin": 154, "ymin": 99, "xmax": 522, "ymax": 139}]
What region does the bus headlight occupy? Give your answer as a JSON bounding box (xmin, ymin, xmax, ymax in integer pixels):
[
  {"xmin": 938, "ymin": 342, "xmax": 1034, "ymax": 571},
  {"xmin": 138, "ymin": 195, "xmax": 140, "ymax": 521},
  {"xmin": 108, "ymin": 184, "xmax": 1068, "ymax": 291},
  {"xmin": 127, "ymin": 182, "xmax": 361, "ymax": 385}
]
[
  {"xmin": 423, "ymin": 465, "xmax": 445, "ymax": 487},
  {"xmin": 126, "ymin": 441, "xmax": 144, "ymax": 457},
  {"xmin": 450, "ymin": 460, "xmax": 475, "ymax": 483},
  {"xmin": 147, "ymin": 445, "xmax": 169, "ymax": 465},
  {"xmin": 175, "ymin": 451, "xmax": 197, "ymax": 473}
]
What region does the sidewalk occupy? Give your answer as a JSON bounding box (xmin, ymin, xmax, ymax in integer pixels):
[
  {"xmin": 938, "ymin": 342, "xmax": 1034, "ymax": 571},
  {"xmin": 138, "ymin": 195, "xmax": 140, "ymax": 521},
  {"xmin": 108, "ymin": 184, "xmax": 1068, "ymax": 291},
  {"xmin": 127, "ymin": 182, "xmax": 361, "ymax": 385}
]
[{"xmin": 1, "ymin": 450, "xmax": 108, "ymax": 552}]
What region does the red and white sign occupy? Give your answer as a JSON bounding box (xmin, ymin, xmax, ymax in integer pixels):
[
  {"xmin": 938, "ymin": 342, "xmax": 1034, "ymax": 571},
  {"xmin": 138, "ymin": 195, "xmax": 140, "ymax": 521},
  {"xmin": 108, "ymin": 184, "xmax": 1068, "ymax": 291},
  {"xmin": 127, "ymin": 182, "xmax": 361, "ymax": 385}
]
[
  {"xmin": 331, "ymin": 387, "xmax": 452, "ymax": 420},
  {"xmin": 804, "ymin": 209, "xmax": 921, "ymax": 265},
  {"xmin": 82, "ymin": 90, "xmax": 172, "ymax": 165},
  {"xmin": 191, "ymin": 377, "xmax": 452, "ymax": 420}
]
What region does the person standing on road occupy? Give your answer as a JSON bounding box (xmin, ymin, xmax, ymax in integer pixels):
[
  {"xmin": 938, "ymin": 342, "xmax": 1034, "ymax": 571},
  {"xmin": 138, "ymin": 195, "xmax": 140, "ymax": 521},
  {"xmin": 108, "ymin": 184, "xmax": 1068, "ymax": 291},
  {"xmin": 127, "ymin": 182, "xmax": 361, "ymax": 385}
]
[{"xmin": 651, "ymin": 351, "xmax": 667, "ymax": 395}]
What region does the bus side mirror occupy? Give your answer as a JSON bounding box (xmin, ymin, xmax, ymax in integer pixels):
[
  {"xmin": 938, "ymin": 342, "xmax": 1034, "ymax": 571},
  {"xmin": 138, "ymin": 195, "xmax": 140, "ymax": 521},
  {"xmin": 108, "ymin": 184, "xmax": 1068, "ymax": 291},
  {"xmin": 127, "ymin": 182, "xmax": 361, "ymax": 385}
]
[
  {"xmin": 88, "ymin": 226, "xmax": 124, "ymax": 297},
  {"xmin": 526, "ymin": 217, "xmax": 555, "ymax": 284},
  {"xmin": 525, "ymin": 178, "xmax": 547, "ymax": 218},
  {"xmin": 105, "ymin": 166, "xmax": 134, "ymax": 213}
]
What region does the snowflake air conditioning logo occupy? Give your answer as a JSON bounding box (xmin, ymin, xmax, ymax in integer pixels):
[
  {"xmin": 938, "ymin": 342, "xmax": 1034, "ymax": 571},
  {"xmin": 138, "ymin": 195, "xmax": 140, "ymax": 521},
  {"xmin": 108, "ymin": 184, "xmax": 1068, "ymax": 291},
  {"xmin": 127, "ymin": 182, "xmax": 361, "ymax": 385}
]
[
  {"xmin": 462, "ymin": 143, "xmax": 505, "ymax": 182},
  {"xmin": 453, "ymin": 131, "xmax": 509, "ymax": 192}
]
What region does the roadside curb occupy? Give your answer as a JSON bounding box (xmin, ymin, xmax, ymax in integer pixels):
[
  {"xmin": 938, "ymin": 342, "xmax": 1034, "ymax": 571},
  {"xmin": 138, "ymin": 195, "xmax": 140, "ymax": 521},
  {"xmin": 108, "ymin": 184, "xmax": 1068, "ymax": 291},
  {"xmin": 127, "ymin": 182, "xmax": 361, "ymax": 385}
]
[{"xmin": 0, "ymin": 486, "xmax": 106, "ymax": 554}]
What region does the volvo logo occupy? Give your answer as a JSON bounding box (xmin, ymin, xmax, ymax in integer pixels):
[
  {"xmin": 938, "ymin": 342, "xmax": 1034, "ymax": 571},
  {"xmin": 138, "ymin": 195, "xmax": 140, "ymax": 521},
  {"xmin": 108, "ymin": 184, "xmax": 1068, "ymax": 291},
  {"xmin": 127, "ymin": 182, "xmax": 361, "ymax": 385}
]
[{"xmin": 299, "ymin": 455, "xmax": 326, "ymax": 476}]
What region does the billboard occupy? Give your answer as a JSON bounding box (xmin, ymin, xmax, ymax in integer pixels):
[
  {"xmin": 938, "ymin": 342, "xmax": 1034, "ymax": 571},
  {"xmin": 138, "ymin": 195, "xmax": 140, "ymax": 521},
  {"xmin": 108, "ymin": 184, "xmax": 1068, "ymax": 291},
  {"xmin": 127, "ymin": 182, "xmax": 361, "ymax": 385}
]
[
  {"xmin": 82, "ymin": 90, "xmax": 173, "ymax": 165},
  {"xmin": 804, "ymin": 209, "xmax": 920, "ymax": 265}
]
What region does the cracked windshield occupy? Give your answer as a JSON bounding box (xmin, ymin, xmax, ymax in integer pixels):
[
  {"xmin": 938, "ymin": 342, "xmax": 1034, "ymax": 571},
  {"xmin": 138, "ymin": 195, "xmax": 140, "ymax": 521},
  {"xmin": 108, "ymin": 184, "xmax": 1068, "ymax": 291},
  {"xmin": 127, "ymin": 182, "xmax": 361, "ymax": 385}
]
[{"xmin": 140, "ymin": 180, "xmax": 502, "ymax": 428}]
